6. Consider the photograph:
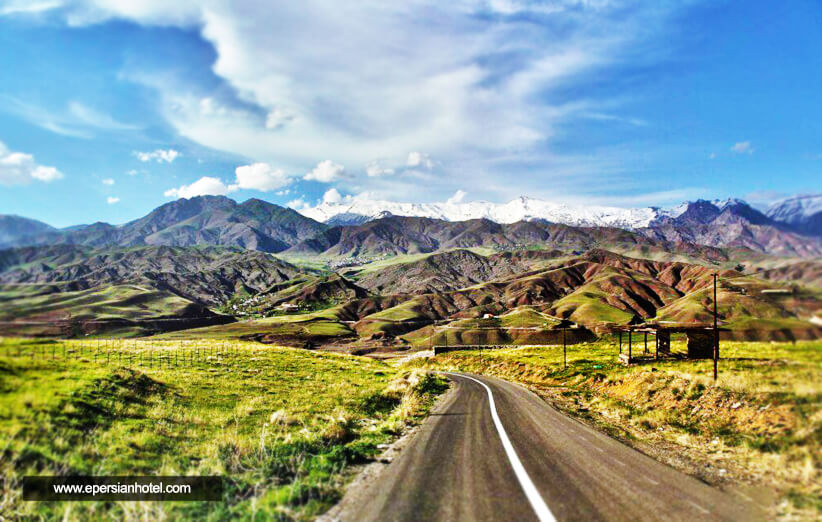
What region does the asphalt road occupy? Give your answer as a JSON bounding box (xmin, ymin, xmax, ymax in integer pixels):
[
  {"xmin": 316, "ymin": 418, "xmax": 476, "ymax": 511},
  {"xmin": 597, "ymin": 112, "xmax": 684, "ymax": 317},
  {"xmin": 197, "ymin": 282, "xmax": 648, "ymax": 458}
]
[{"xmin": 337, "ymin": 372, "xmax": 762, "ymax": 522}]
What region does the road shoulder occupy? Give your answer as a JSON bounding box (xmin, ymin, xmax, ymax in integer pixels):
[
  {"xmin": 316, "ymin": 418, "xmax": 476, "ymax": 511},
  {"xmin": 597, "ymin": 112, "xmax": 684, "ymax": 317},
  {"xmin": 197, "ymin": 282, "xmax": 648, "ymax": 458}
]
[{"xmin": 318, "ymin": 381, "xmax": 458, "ymax": 521}]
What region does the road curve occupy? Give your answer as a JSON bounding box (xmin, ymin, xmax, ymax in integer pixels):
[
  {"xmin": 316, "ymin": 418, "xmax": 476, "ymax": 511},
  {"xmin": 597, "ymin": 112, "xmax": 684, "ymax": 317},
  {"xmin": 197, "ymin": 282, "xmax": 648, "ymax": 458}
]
[{"xmin": 336, "ymin": 372, "xmax": 762, "ymax": 522}]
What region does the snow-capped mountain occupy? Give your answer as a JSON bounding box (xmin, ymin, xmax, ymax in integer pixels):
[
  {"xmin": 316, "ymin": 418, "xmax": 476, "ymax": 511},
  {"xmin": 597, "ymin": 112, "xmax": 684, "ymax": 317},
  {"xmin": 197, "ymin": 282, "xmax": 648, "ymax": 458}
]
[
  {"xmin": 299, "ymin": 196, "xmax": 687, "ymax": 229},
  {"xmin": 766, "ymin": 194, "xmax": 822, "ymax": 235}
]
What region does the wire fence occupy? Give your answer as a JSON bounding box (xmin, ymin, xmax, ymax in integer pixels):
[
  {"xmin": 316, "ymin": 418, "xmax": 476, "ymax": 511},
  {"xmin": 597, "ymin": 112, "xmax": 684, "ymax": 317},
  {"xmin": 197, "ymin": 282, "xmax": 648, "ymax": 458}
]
[{"xmin": 0, "ymin": 338, "xmax": 253, "ymax": 371}]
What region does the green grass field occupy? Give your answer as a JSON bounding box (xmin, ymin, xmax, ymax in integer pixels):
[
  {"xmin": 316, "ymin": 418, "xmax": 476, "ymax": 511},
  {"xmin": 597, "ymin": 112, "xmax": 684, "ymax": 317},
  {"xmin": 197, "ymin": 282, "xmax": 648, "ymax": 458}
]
[
  {"xmin": 409, "ymin": 338, "xmax": 822, "ymax": 518},
  {"xmin": 0, "ymin": 338, "xmax": 447, "ymax": 520},
  {"xmin": 153, "ymin": 310, "xmax": 354, "ymax": 342},
  {"xmin": 0, "ymin": 284, "xmax": 196, "ymax": 322}
]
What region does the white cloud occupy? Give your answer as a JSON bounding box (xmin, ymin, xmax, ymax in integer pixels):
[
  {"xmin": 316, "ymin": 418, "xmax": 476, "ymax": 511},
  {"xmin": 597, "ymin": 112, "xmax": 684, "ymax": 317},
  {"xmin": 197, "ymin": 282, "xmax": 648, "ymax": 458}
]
[
  {"xmin": 30, "ymin": 165, "xmax": 62, "ymax": 182},
  {"xmin": 322, "ymin": 188, "xmax": 343, "ymax": 204},
  {"xmin": 304, "ymin": 160, "xmax": 346, "ymax": 183},
  {"xmin": 286, "ymin": 196, "xmax": 308, "ymax": 210},
  {"xmin": 709, "ymin": 152, "xmax": 716, "ymax": 160},
  {"xmin": 165, "ymin": 162, "xmax": 294, "ymax": 199},
  {"xmin": 730, "ymin": 141, "xmax": 754, "ymax": 155},
  {"xmin": 135, "ymin": 148, "xmax": 180, "ymax": 163},
  {"xmin": 583, "ymin": 112, "xmax": 648, "ymax": 127},
  {"xmin": 366, "ymin": 161, "xmax": 395, "ymax": 177},
  {"xmin": 0, "ymin": 1, "xmax": 62, "ymax": 16},
  {"xmin": 164, "ymin": 176, "xmax": 230, "ymax": 198},
  {"xmin": 0, "ymin": 140, "xmax": 64, "ymax": 185},
  {"xmin": 232, "ymin": 162, "xmax": 290, "ymax": 191},
  {"xmin": 44, "ymin": 1, "xmax": 698, "ymax": 203},
  {"xmin": 0, "ymin": 96, "xmax": 138, "ymax": 138},
  {"xmin": 407, "ymin": 152, "xmax": 434, "ymax": 169},
  {"xmin": 102, "ymin": 178, "xmax": 114, "ymax": 185},
  {"xmin": 87, "ymin": 3, "xmax": 673, "ymax": 159},
  {"xmin": 446, "ymin": 189, "xmax": 467, "ymax": 204},
  {"xmin": 265, "ymin": 107, "xmax": 295, "ymax": 130},
  {"xmin": 67, "ymin": 101, "xmax": 139, "ymax": 131},
  {"xmin": 106, "ymin": 196, "xmax": 120, "ymax": 204}
]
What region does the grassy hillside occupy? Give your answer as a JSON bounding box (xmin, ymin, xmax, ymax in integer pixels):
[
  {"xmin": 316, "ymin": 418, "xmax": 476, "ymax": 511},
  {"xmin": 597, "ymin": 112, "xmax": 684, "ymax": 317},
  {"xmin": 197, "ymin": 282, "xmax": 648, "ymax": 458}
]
[
  {"xmin": 157, "ymin": 250, "xmax": 821, "ymax": 343},
  {"xmin": 0, "ymin": 284, "xmax": 200, "ymax": 322},
  {"xmin": 0, "ymin": 339, "xmax": 446, "ymax": 520},
  {"xmin": 153, "ymin": 309, "xmax": 355, "ymax": 346},
  {"xmin": 0, "ymin": 245, "xmax": 309, "ymax": 307},
  {"xmin": 3, "ymin": 245, "xmax": 817, "ymax": 343},
  {"xmin": 655, "ymin": 277, "xmax": 822, "ymax": 338}
]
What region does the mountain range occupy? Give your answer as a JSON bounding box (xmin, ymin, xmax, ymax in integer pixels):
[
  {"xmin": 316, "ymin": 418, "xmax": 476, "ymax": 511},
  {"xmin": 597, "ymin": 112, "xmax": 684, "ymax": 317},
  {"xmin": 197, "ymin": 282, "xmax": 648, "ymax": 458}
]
[
  {"xmin": 766, "ymin": 194, "xmax": 822, "ymax": 236},
  {"xmin": 299, "ymin": 195, "xmax": 680, "ymax": 228},
  {"xmin": 0, "ymin": 197, "xmax": 326, "ymax": 253},
  {"xmin": 1, "ymin": 193, "xmax": 821, "ymax": 258},
  {"xmin": 2, "ymin": 200, "xmax": 820, "ymax": 340},
  {"xmin": 283, "ymin": 215, "xmax": 737, "ymax": 260},
  {"xmin": 299, "ymin": 194, "xmax": 822, "ymax": 235}
]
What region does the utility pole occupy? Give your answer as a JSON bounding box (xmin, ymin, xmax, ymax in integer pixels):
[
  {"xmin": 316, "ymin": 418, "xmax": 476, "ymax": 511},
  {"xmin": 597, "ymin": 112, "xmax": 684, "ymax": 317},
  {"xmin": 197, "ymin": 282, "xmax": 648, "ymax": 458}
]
[
  {"xmin": 713, "ymin": 272, "xmax": 719, "ymax": 381},
  {"xmin": 562, "ymin": 328, "xmax": 567, "ymax": 369}
]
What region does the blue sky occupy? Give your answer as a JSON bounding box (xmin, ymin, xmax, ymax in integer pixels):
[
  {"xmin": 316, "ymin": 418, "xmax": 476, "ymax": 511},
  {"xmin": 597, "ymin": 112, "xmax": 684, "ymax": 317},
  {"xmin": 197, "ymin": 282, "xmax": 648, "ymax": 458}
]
[{"xmin": 0, "ymin": 0, "xmax": 820, "ymax": 227}]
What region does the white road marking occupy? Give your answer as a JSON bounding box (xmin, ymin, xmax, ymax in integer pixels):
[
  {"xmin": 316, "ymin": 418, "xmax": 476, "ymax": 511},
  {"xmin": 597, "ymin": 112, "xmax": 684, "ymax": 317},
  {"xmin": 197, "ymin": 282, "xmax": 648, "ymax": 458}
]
[
  {"xmin": 446, "ymin": 372, "xmax": 557, "ymax": 522},
  {"xmin": 687, "ymin": 500, "xmax": 710, "ymax": 514},
  {"xmin": 612, "ymin": 459, "xmax": 627, "ymax": 467},
  {"xmin": 643, "ymin": 477, "xmax": 660, "ymax": 486}
]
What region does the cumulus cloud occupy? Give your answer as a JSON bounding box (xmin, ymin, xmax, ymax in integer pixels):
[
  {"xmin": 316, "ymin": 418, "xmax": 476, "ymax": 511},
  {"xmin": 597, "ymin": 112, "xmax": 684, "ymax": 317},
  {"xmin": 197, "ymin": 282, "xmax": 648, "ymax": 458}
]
[
  {"xmin": 102, "ymin": 178, "xmax": 114, "ymax": 185},
  {"xmin": 164, "ymin": 176, "xmax": 230, "ymax": 198},
  {"xmin": 232, "ymin": 162, "xmax": 290, "ymax": 191},
  {"xmin": 447, "ymin": 189, "xmax": 467, "ymax": 204},
  {"xmin": 286, "ymin": 196, "xmax": 308, "ymax": 210},
  {"xmin": 322, "ymin": 188, "xmax": 344, "ymax": 205},
  {"xmin": 106, "ymin": 196, "xmax": 120, "ymax": 204},
  {"xmin": 0, "ymin": 140, "xmax": 63, "ymax": 185},
  {"xmin": 730, "ymin": 141, "xmax": 754, "ymax": 155},
  {"xmin": 165, "ymin": 161, "xmax": 297, "ymax": 199},
  {"xmin": 66, "ymin": 2, "xmax": 679, "ymax": 165},
  {"xmin": 407, "ymin": 152, "xmax": 434, "ymax": 169},
  {"xmin": 304, "ymin": 160, "xmax": 346, "ymax": 183},
  {"xmin": 38, "ymin": 1, "xmax": 700, "ymax": 203},
  {"xmin": 135, "ymin": 148, "xmax": 180, "ymax": 163}
]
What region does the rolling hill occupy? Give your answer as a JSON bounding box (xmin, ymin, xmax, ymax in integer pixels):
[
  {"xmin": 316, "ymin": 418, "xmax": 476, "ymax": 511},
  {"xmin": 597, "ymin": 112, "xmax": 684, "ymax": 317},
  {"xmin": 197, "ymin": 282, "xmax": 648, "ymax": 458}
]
[
  {"xmin": 352, "ymin": 249, "xmax": 565, "ymax": 295},
  {"xmin": 0, "ymin": 245, "xmax": 308, "ymax": 307},
  {"xmin": 326, "ymin": 250, "xmax": 820, "ymax": 340},
  {"xmin": 2, "ymin": 196, "xmax": 328, "ymax": 253},
  {"xmin": 0, "ymin": 215, "xmax": 56, "ymax": 246}
]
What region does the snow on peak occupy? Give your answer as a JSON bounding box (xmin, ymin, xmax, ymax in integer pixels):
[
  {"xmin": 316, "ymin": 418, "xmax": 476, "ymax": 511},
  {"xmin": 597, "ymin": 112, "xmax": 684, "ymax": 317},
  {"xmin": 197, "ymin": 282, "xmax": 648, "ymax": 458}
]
[
  {"xmin": 714, "ymin": 197, "xmax": 748, "ymax": 209},
  {"xmin": 299, "ymin": 195, "xmax": 679, "ymax": 229},
  {"xmin": 766, "ymin": 194, "xmax": 822, "ymax": 224}
]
